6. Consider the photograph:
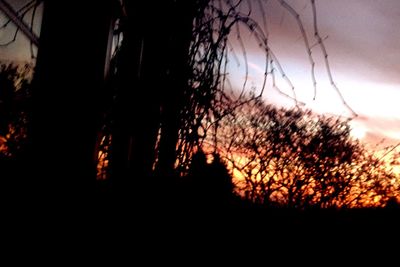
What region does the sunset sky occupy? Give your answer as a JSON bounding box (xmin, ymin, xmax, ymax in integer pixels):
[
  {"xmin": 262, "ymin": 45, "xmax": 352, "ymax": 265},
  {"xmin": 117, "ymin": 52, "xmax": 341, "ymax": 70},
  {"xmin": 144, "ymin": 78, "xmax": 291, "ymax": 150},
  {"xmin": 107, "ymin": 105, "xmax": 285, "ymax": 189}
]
[
  {"xmin": 1, "ymin": 0, "xmax": 400, "ymax": 146},
  {"xmin": 230, "ymin": 0, "xmax": 400, "ymax": 146}
]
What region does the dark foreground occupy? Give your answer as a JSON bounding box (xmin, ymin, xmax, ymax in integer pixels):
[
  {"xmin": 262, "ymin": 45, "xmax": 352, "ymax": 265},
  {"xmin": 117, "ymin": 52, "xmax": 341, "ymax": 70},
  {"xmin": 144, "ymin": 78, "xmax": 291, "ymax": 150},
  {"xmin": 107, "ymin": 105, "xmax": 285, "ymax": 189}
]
[
  {"xmin": 2, "ymin": 185, "xmax": 399, "ymax": 262},
  {"xmin": 2, "ymin": 168, "xmax": 399, "ymax": 256},
  {"xmin": 5, "ymin": 179, "xmax": 399, "ymax": 233}
]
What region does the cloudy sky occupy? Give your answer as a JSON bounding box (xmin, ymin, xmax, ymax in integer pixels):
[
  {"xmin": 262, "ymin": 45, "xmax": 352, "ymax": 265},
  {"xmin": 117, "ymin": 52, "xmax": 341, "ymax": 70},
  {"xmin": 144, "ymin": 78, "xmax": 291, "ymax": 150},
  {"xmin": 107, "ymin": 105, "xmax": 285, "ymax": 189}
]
[
  {"xmin": 1, "ymin": 0, "xmax": 400, "ymax": 145},
  {"xmin": 230, "ymin": 0, "xmax": 400, "ymax": 145}
]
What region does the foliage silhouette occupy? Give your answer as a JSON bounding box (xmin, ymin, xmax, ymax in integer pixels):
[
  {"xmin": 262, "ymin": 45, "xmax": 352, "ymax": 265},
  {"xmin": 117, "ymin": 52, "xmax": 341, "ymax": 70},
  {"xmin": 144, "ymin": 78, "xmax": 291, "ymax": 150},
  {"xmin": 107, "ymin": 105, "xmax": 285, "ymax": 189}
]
[
  {"xmin": 186, "ymin": 150, "xmax": 234, "ymax": 207},
  {"xmin": 105, "ymin": 0, "xmax": 340, "ymax": 183},
  {"xmin": 214, "ymin": 95, "xmax": 399, "ymax": 208},
  {"xmin": 0, "ymin": 62, "xmax": 31, "ymax": 160}
]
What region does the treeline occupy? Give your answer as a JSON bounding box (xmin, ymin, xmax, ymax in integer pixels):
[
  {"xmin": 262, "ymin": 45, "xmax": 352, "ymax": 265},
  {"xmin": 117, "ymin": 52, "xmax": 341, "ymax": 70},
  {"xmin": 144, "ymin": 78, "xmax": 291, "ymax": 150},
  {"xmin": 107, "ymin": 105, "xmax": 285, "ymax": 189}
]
[
  {"xmin": 214, "ymin": 95, "xmax": 400, "ymax": 208},
  {"xmin": 1, "ymin": 63, "xmax": 399, "ymax": 209}
]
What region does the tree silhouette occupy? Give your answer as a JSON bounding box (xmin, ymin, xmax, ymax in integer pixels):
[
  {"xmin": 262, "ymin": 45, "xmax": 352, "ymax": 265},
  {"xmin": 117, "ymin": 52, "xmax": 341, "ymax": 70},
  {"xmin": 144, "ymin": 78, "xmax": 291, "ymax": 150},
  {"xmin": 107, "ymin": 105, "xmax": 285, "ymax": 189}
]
[
  {"xmin": 106, "ymin": 0, "xmax": 344, "ymax": 184},
  {"xmin": 186, "ymin": 150, "xmax": 234, "ymax": 207},
  {"xmin": 108, "ymin": 1, "xmax": 206, "ymax": 184},
  {"xmin": 216, "ymin": 96, "xmax": 399, "ymax": 208},
  {"xmin": 7, "ymin": 0, "xmax": 397, "ymax": 211},
  {"xmin": 0, "ymin": 0, "xmax": 398, "ymax": 217},
  {"xmin": 0, "ymin": 62, "xmax": 31, "ymax": 159},
  {"xmin": 0, "ymin": 64, "xmax": 14, "ymax": 136},
  {"xmin": 28, "ymin": 1, "xmax": 114, "ymax": 194}
]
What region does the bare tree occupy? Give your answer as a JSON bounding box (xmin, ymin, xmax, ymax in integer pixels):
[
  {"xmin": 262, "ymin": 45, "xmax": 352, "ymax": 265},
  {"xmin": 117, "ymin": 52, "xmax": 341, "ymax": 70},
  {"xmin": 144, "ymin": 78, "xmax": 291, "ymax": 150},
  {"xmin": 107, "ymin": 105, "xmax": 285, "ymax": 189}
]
[
  {"xmin": 108, "ymin": 0, "xmax": 207, "ymax": 184},
  {"xmin": 216, "ymin": 96, "xmax": 399, "ymax": 208},
  {"xmin": 107, "ymin": 0, "xmax": 345, "ymax": 181},
  {"xmin": 6, "ymin": 0, "xmax": 385, "ymax": 206}
]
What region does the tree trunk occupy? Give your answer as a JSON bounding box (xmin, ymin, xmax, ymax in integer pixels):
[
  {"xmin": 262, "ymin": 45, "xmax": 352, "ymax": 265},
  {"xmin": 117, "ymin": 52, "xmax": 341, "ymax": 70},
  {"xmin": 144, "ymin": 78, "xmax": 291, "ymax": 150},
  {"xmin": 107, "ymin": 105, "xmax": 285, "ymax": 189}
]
[
  {"xmin": 109, "ymin": 1, "xmax": 161, "ymax": 186},
  {"xmin": 155, "ymin": 0, "xmax": 201, "ymax": 177},
  {"xmin": 110, "ymin": 1, "xmax": 205, "ymax": 187},
  {"xmin": 30, "ymin": 1, "xmax": 113, "ymax": 196}
]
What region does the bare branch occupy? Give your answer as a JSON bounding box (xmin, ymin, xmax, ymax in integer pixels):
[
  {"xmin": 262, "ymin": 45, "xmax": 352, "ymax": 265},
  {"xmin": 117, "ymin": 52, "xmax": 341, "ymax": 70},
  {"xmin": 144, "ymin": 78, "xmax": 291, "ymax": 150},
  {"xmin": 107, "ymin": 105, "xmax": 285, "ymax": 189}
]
[
  {"xmin": 278, "ymin": 0, "xmax": 317, "ymax": 100},
  {"xmin": 235, "ymin": 22, "xmax": 249, "ymax": 99},
  {"xmin": 310, "ymin": 0, "xmax": 358, "ymax": 117},
  {"xmin": 0, "ymin": 26, "xmax": 19, "ymax": 46},
  {"xmin": 0, "ymin": 0, "xmax": 40, "ymax": 46},
  {"xmin": 29, "ymin": 1, "xmax": 39, "ymax": 58}
]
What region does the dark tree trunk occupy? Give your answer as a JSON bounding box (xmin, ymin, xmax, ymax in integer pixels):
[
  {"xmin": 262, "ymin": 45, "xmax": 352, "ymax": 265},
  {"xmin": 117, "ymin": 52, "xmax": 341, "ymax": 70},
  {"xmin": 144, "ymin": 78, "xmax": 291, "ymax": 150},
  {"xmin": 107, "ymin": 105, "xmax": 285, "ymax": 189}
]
[
  {"xmin": 155, "ymin": 0, "xmax": 200, "ymax": 177},
  {"xmin": 110, "ymin": 1, "xmax": 206, "ymax": 189},
  {"xmin": 30, "ymin": 1, "xmax": 113, "ymax": 195},
  {"xmin": 109, "ymin": 1, "xmax": 162, "ymax": 186}
]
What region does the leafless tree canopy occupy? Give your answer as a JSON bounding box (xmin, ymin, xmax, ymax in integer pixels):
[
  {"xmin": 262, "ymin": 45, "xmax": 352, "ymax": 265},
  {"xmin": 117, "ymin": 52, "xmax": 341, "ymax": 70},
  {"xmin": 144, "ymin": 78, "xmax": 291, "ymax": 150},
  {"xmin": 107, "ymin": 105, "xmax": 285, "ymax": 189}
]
[
  {"xmin": 214, "ymin": 96, "xmax": 399, "ymax": 208},
  {"xmin": 175, "ymin": 0, "xmax": 357, "ymax": 174}
]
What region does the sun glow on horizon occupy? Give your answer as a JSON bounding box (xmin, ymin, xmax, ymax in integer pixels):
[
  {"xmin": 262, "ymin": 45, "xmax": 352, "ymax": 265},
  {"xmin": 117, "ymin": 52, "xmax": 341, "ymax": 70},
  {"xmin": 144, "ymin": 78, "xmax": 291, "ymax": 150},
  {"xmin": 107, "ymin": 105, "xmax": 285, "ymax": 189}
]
[
  {"xmin": 351, "ymin": 127, "xmax": 367, "ymax": 140},
  {"xmin": 238, "ymin": 57, "xmax": 400, "ymax": 146},
  {"xmin": 349, "ymin": 122, "xmax": 367, "ymax": 140}
]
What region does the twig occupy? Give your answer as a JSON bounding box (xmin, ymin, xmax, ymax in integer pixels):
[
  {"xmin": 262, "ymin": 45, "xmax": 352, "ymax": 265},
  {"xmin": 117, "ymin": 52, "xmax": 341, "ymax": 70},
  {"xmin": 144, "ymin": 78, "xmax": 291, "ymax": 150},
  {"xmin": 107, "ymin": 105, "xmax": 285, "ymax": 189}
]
[{"xmin": 310, "ymin": 0, "xmax": 358, "ymax": 117}]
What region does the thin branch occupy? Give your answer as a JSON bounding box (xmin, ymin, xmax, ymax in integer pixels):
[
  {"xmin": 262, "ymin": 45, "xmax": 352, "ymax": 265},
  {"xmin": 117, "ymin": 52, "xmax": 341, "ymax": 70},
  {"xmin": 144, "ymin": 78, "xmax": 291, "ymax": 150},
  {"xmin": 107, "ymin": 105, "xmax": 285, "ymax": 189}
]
[
  {"xmin": 278, "ymin": 0, "xmax": 317, "ymax": 101},
  {"xmin": 235, "ymin": 22, "xmax": 249, "ymax": 99},
  {"xmin": 0, "ymin": 26, "xmax": 19, "ymax": 46},
  {"xmin": 377, "ymin": 142, "xmax": 400, "ymax": 163},
  {"xmin": 270, "ymin": 50, "xmax": 305, "ymax": 106},
  {"xmin": 0, "ymin": 0, "xmax": 40, "ymax": 46},
  {"xmin": 29, "ymin": 2, "xmax": 39, "ymax": 58},
  {"xmin": 0, "ymin": 0, "xmax": 36, "ymax": 29},
  {"xmin": 257, "ymin": 0, "xmax": 269, "ymax": 38},
  {"xmin": 310, "ymin": 0, "xmax": 357, "ymax": 117}
]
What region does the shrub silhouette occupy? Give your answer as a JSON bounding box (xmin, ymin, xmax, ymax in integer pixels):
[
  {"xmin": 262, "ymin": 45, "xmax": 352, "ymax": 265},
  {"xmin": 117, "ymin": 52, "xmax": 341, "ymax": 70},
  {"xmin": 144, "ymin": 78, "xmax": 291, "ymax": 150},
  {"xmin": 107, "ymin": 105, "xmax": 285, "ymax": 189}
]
[
  {"xmin": 186, "ymin": 150, "xmax": 234, "ymax": 206},
  {"xmin": 0, "ymin": 63, "xmax": 31, "ymax": 159}
]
